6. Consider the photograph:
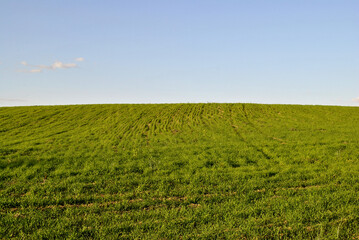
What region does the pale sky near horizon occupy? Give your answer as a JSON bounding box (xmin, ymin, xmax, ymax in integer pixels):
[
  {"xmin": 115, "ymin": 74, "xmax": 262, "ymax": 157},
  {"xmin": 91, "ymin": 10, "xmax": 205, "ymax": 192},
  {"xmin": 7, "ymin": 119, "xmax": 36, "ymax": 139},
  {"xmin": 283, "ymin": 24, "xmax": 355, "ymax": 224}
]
[{"xmin": 1, "ymin": 1, "xmax": 358, "ymax": 107}]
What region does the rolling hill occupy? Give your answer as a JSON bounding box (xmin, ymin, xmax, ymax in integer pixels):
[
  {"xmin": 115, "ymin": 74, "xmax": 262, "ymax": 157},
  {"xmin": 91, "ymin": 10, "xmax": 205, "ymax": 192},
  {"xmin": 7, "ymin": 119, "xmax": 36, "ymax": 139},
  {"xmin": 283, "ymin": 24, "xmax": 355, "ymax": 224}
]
[{"xmin": 1, "ymin": 103, "xmax": 359, "ymax": 239}]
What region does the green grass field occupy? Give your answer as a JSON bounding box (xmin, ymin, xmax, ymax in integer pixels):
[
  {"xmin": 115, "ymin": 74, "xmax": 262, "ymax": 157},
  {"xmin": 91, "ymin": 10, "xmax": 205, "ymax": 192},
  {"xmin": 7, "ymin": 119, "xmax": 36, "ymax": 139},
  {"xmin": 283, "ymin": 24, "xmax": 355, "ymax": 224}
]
[{"xmin": 1, "ymin": 103, "xmax": 359, "ymax": 239}]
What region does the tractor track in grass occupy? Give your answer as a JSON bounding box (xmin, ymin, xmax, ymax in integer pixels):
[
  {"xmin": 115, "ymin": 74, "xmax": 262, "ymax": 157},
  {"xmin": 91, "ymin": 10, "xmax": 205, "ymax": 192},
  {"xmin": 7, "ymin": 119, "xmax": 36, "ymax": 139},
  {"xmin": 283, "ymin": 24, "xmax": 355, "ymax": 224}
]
[
  {"xmin": 2, "ymin": 191, "xmax": 239, "ymax": 213},
  {"xmin": 224, "ymin": 104, "xmax": 291, "ymax": 161},
  {"xmin": 2, "ymin": 183, "xmax": 331, "ymax": 214},
  {"xmin": 219, "ymin": 104, "xmax": 273, "ymax": 160}
]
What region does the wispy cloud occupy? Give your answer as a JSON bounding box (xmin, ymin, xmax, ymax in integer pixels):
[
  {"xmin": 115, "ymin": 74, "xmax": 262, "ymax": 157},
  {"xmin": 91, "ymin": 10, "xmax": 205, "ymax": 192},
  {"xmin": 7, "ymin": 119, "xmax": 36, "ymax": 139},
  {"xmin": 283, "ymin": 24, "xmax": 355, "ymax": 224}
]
[
  {"xmin": 18, "ymin": 68, "xmax": 43, "ymax": 73},
  {"xmin": 353, "ymin": 97, "xmax": 359, "ymax": 102},
  {"xmin": 0, "ymin": 98, "xmax": 26, "ymax": 103},
  {"xmin": 51, "ymin": 61, "xmax": 77, "ymax": 69},
  {"xmin": 19, "ymin": 59, "xmax": 83, "ymax": 73},
  {"xmin": 75, "ymin": 57, "xmax": 84, "ymax": 62}
]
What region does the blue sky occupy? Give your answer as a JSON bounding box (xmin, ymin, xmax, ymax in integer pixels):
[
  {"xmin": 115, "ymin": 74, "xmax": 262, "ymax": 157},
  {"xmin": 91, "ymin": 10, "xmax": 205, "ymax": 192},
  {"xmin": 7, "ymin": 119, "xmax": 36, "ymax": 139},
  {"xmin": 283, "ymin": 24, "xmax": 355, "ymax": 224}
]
[{"xmin": 1, "ymin": 0, "xmax": 358, "ymax": 106}]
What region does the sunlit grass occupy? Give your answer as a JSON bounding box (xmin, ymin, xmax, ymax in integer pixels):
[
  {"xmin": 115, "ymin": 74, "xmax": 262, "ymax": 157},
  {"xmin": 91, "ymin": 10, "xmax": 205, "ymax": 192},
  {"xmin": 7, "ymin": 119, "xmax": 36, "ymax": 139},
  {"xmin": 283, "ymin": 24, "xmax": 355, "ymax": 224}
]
[{"xmin": 1, "ymin": 103, "xmax": 359, "ymax": 239}]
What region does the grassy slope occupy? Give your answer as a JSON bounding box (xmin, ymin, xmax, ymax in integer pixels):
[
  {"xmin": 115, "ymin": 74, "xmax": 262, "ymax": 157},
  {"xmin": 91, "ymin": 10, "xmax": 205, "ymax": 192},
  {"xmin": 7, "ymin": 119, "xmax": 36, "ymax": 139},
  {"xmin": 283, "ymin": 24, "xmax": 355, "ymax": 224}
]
[{"xmin": 1, "ymin": 103, "xmax": 359, "ymax": 239}]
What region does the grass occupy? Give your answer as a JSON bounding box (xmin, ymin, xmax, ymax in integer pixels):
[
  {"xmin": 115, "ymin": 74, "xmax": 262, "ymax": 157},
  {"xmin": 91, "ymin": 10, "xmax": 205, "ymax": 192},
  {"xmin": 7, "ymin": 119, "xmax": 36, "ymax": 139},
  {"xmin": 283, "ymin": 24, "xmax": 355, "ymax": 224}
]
[{"xmin": 1, "ymin": 103, "xmax": 359, "ymax": 239}]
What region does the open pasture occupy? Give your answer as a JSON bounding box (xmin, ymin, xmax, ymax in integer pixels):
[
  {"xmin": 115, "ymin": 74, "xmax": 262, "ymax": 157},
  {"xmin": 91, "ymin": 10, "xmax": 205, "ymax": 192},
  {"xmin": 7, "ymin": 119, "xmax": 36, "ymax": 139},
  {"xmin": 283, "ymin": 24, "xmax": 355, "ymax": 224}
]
[{"xmin": 1, "ymin": 103, "xmax": 359, "ymax": 239}]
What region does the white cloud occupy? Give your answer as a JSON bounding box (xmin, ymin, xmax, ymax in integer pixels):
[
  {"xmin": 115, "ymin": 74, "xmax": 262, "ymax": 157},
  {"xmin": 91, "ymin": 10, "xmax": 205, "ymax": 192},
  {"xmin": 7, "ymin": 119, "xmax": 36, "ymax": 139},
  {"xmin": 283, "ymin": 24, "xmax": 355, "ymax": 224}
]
[
  {"xmin": 19, "ymin": 59, "xmax": 79, "ymax": 73},
  {"xmin": 52, "ymin": 61, "xmax": 77, "ymax": 69},
  {"xmin": 75, "ymin": 57, "xmax": 84, "ymax": 62},
  {"xmin": 353, "ymin": 97, "xmax": 359, "ymax": 102},
  {"xmin": 0, "ymin": 98, "xmax": 26, "ymax": 102},
  {"xmin": 29, "ymin": 69, "xmax": 42, "ymax": 73},
  {"xmin": 21, "ymin": 61, "xmax": 53, "ymax": 70},
  {"xmin": 17, "ymin": 69, "xmax": 43, "ymax": 73}
]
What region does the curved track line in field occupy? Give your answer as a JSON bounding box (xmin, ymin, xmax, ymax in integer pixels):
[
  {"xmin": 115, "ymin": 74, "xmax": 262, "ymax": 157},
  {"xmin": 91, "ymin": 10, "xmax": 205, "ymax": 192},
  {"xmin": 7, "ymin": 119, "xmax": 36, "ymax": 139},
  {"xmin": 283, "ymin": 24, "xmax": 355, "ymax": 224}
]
[
  {"xmin": 3, "ymin": 191, "xmax": 240, "ymax": 213},
  {"xmin": 224, "ymin": 105, "xmax": 272, "ymax": 160}
]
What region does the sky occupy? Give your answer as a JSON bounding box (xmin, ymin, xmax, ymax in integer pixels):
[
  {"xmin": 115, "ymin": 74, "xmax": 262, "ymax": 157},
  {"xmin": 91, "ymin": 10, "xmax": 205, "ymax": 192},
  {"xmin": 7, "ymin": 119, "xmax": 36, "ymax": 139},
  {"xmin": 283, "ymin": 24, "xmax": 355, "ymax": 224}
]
[{"xmin": 1, "ymin": 0, "xmax": 358, "ymax": 107}]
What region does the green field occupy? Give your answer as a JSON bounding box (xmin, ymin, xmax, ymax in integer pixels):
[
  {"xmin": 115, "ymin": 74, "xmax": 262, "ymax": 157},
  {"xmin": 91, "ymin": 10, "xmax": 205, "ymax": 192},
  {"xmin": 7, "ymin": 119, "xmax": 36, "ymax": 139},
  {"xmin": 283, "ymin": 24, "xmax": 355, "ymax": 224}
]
[{"xmin": 1, "ymin": 103, "xmax": 359, "ymax": 239}]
